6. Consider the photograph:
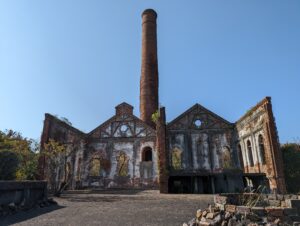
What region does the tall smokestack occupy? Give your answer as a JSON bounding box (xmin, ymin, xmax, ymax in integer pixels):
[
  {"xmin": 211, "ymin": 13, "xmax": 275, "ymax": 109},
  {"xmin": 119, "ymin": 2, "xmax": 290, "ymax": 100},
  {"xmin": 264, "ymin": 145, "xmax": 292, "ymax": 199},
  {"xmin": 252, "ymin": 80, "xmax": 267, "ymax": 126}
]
[{"xmin": 140, "ymin": 9, "xmax": 159, "ymax": 128}]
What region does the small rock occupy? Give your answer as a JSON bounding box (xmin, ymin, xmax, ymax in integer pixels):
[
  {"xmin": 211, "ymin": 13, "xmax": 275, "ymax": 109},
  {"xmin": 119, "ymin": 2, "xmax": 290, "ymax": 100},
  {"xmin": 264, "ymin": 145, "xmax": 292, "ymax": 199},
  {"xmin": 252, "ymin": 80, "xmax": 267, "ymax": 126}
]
[
  {"xmin": 187, "ymin": 217, "xmax": 196, "ymax": 226},
  {"xmin": 225, "ymin": 205, "xmax": 236, "ymax": 213},
  {"xmin": 196, "ymin": 209, "xmax": 202, "ymax": 219},
  {"xmin": 213, "ymin": 213, "xmax": 222, "ymax": 223},
  {"xmin": 224, "ymin": 212, "xmax": 231, "ymax": 220},
  {"xmin": 221, "ymin": 220, "xmax": 228, "ymax": 226}
]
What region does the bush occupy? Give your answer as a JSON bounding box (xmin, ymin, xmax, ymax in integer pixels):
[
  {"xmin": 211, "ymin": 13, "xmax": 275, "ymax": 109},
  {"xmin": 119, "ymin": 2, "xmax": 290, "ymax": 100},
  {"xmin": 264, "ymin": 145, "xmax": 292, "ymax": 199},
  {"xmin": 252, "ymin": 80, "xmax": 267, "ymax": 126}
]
[
  {"xmin": 0, "ymin": 150, "xmax": 19, "ymax": 180},
  {"xmin": 282, "ymin": 143, "xmax": 300, "ymax": 193}
]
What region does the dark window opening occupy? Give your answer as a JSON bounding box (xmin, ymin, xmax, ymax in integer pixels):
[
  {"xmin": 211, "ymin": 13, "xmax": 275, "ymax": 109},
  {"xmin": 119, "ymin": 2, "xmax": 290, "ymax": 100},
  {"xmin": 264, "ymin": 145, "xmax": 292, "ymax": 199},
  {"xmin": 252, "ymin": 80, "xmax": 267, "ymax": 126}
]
[
  {"xmin": 247, "ymin": 140, "xmax": 254, "ymax": 167},
  {"xmin": 258, "ymin": 135, "xmax": 266, "ymax": 165},
  {"xmin": 142, "ymin": 147, "xmax": 152, "ymax": 162}
]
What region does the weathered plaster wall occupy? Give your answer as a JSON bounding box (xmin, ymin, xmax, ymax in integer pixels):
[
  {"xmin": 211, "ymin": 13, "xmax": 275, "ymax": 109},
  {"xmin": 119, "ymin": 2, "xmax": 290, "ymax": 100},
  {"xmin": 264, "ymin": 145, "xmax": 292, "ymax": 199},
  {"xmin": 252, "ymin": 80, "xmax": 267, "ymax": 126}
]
[
  {"xmin": 40, "ymin": 103, "xmax": 158, "ymax": 190},
  {"xmin": 167, "ymin": 104, "xmax": 239, "ymax": 174}
]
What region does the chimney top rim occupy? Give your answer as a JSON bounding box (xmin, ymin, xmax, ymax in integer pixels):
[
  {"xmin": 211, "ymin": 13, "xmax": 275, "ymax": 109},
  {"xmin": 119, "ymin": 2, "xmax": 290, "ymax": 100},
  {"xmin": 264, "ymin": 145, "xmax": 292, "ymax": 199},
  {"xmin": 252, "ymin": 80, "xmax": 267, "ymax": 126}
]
[{"xmin": 142, "ymin": 9, "xmax": 157, "ymax": 18}]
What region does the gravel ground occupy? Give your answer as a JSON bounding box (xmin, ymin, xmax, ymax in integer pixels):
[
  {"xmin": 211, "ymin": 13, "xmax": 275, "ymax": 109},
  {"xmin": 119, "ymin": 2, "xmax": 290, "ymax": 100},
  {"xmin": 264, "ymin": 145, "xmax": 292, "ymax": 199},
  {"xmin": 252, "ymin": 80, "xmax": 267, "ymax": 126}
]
[{"xmin": 1, "ymin": 190, "xmax": 214, "ymax": 226}]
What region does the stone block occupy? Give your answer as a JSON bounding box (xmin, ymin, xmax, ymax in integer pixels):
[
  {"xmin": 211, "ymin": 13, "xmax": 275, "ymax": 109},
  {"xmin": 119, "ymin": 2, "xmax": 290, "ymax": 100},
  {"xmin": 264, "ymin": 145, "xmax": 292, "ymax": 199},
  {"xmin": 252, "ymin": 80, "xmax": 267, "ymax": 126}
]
[
  {"xmin": 267, "ymin": 194, "xmax": 277, "ymax": 200},
  {"xmin": 214, "ymin": 195, "xmax": 228, "ymax": 205},
  {"xmin": 269, "ymin": 200, "xmax": 281, "ymax": 207},
  {"xmin": 281, "ymin": 200, "xmax": 287, "ymax": 207},
  {"xmin": 216, "ymin": 203, "xmax": 225, "ymax": 211},
  {"xmin": 291, "ymin": 195, "xmax": 298, "ymax": 200},
  {"xmin": 225, "ymin": 204, "xmax": 236, "ymax": 213},
  {"xmin": 196, "ymin": 209, "xmax": 202, "ymax": 219},
  {"xmin": 199, "ymin": 222, "xmax": 211, "ymax": 226},
  {"xmin": 276, "ymin": 194, "xmax": 284, "ymax": 201},
  {"xmin": 251, "ymin": 207, "xmax": 266, "ymax": 217},
  {"xmin": 206, "ymin": 212, "xmax": 215, "ymax": 219},
  {"xmin": 236, "ymin": 206, "xmax": 250, "ymax": 214}
]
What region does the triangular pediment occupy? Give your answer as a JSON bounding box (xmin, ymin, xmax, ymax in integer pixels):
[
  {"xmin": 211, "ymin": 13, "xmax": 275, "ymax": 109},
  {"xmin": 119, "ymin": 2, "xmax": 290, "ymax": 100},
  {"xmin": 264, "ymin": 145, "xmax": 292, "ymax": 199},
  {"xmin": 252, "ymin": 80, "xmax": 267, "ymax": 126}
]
[
  {"xmin": 167, "ymin": 104, "xmax": 233, "ymax": 130},
  {"xmin": 88, "ymin": 114, "xmax": 156, "ymax": 139}
]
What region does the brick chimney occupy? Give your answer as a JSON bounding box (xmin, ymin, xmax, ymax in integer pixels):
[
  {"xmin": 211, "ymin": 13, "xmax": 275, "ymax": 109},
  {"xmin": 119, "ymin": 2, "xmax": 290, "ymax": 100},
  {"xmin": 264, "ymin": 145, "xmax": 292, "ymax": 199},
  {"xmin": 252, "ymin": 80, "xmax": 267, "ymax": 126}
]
[{"xmin": 140, "ymin": 9, "xmax": 159, "ymax": 128}]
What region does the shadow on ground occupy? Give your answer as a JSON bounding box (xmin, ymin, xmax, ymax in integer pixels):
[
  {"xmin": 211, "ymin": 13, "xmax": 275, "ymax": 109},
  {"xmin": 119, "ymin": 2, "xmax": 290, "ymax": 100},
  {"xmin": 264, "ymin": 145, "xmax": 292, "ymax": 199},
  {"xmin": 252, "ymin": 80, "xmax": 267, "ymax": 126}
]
[
  {"xmin": 0, "ymin": 205, "xmax": 65, "ymax": 226},
  {"xmin": 63, "ymin": 188, "xmax": 148, "ymax": 195}
]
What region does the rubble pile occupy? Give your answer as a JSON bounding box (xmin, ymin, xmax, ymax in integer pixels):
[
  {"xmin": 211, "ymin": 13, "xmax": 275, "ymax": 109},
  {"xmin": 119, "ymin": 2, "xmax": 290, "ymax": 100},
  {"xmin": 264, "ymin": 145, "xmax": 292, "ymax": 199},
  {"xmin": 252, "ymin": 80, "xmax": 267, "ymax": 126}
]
[{"xmin": 183, "ymin": 194, "xmax": 300, "ymax": 226}]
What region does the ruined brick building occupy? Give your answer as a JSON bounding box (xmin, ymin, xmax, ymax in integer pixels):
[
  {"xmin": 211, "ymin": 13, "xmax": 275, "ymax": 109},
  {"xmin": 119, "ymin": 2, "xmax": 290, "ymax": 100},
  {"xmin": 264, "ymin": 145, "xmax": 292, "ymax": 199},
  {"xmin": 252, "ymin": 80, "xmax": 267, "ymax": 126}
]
[{"xmin": 40, "ymin": 9, "xmax": 286, "ymax": 194}]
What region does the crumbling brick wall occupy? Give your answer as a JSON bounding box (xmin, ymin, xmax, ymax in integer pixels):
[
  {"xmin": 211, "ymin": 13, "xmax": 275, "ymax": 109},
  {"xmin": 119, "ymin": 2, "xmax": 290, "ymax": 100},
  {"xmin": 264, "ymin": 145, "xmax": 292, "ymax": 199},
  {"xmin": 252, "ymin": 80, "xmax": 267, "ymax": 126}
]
[{"xmin": 235, "ymin": 97, "xmax": 286, "ymax": 193}]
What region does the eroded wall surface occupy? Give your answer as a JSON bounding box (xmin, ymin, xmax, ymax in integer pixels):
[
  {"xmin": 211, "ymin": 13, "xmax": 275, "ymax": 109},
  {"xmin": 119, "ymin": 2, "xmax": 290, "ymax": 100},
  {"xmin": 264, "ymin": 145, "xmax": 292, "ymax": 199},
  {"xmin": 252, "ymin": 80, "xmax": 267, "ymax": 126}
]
[
  {"xmin": 40, "ymin": 103, "xmax": 158, "ymax": 190},
  {"xmin": 236, "ymin": 97, "xmax": 286, "ymax": 193},
  {"xmin": 167, "ymin": 104, "xmax": 239, "ymax": 174}
]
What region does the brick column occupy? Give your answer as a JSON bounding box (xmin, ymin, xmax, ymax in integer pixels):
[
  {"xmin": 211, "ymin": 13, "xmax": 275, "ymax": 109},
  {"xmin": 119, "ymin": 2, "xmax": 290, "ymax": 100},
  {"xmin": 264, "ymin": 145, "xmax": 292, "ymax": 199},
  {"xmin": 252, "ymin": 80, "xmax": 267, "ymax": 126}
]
[
  {"xmin": 263, "ymin": 97, "xmax": 287, "ymax": 194},
  {"xmin": 156, "ymin": 107, "xmax": 169, "ymax": 193},
  {"xmin": 140, "ymin": 9, "xmax": 159, "ymax": 128}
]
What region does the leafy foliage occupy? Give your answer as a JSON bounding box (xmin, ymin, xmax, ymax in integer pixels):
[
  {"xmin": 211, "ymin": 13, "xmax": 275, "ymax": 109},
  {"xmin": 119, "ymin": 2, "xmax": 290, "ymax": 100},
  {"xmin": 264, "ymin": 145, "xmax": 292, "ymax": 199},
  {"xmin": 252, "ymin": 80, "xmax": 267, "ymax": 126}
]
[
  {"xmin": 281, "ymin": 143, "xmax": 300, "ymax": 193},
  {"xmin": 151, "ymin": 110, "xmax": 160, "ymax": 124},
  {"xmin": 0, "ymin": 150, "xmax": 19, "ymax": 180},
  {"xmin": 0, "ymin": 129, "xmax": 39, "ymax": 180},
  {"xmin": 42, "ymin": 139, "xmax": 74, "ymax": 196}
]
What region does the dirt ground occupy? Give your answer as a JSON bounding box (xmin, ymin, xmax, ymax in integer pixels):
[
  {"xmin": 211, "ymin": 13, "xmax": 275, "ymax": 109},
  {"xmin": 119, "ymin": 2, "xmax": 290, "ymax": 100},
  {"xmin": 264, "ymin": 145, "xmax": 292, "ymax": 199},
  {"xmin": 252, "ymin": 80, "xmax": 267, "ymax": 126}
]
[{"xmin": 1, "ymin": 190, "xmax": 214, "ymax": 226}]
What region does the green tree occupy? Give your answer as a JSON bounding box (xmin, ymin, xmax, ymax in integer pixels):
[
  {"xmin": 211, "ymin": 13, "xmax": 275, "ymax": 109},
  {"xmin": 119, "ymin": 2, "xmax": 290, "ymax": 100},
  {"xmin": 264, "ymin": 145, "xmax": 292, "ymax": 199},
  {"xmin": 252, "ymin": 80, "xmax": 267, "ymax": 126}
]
[
  {"xmin": 0, "ymin": 150, "xmax": 19, "ymax": 180},
  {"xmin": 282, "ymin": 143, "xmax": 300, "ymax": 193},
  {"xmin": 0, "ymin": 129, "xmax": 39, "ymax": 180}
]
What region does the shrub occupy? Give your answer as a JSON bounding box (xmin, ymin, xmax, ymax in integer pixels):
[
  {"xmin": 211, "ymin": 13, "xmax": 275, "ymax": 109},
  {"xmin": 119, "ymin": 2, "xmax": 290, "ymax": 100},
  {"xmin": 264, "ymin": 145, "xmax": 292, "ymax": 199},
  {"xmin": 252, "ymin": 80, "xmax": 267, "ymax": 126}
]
[
  {"xmin": 0, "ymin": 150, "xmax": 19, "ymax": 180},
  {"xmin": 281, "ymin": 143, "xmax": 300, "ymax": 193}
]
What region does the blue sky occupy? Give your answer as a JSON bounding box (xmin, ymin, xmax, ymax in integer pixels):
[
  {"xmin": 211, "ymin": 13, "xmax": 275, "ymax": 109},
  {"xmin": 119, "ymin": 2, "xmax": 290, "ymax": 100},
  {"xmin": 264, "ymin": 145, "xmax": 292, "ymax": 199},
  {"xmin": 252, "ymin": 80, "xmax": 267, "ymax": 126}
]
[{"xmin": 0, "ymin": 1, "xmax": 299, "ymax": 143}]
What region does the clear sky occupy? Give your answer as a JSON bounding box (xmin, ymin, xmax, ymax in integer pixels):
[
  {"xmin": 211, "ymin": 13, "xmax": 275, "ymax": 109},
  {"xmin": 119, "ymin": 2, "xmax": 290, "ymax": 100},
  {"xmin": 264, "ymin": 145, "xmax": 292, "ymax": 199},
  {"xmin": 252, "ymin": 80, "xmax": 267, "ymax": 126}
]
[{"xmin": 0, "ymin": 1, "xmax": 299, "ymax": 143}]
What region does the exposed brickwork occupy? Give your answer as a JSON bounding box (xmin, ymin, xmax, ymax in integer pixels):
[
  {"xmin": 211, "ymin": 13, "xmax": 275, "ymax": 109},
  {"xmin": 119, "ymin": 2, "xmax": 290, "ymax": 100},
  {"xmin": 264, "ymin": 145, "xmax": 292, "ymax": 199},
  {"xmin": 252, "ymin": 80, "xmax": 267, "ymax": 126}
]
[
  {"xmin": 236, "ymin": 97, "xmax": 287, "ymax": 193},
  {"xmin": 263, "ymin": 98, "xmax": 286, "ymax": 193},
  {"xmin": 156, "ymin": 107, "xmax": 168, "ymax": 193},
  {"xmin": 140, "ymin": 9, "xmax": 159, "ymax": 128},
  {"xmin": 115, "ymin": 102, "xmax": 133, "ymax": 116}
]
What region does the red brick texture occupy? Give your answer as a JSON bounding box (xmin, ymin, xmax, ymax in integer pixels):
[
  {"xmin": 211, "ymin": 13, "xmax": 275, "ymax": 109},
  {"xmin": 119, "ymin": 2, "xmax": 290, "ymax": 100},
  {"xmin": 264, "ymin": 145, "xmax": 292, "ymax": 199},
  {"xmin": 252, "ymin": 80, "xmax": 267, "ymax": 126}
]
[
  {"xmin": 140, "ymin": 9, "xmax": 159, "ymax": 128},
  {"xmin": 156, "ymin": 107, "xmax": 169, "ymax": 193}
]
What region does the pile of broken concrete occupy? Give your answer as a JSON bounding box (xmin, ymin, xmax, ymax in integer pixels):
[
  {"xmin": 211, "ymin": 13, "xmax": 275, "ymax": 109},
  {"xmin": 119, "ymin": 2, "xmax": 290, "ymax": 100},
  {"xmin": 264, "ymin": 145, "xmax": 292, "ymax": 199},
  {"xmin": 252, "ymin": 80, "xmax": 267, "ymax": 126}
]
[{"xmin": 183, "ymin": 194, "xmax": 300, "ymax": 226}]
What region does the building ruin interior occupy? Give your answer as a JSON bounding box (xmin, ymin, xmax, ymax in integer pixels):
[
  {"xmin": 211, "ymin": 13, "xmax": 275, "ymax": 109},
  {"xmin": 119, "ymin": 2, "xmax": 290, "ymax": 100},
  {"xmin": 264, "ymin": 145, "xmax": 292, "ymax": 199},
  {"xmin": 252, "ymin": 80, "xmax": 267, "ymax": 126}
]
[{"xmin": 40, "ymin": 9, "xmax": 286, "ymax": 194}]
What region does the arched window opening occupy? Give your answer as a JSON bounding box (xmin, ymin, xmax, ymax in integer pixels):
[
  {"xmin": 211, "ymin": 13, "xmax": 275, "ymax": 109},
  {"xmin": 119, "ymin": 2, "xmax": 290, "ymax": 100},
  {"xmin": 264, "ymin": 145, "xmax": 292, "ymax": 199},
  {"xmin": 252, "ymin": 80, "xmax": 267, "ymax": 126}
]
[
  {"xmin": 247, "ymin": 140, "xmax": 254, "ymax": 167},
  {"xmin": 172, "ymin": 147, "xmax": 182, "ymax": 170},
  {"xmin": 90, "ymin": 158, "xmax": 101, "ymax": 176},
  {"xmin": 142, "ymin": 147, "xmax": 152, "ymax": 162},
  {"xmin": 238, "ymin": 144, "xmax": 244, "ymax": 169},
  {"xmin": 258, "ymin": 135, "xmax": 266, "ymax": 165}
]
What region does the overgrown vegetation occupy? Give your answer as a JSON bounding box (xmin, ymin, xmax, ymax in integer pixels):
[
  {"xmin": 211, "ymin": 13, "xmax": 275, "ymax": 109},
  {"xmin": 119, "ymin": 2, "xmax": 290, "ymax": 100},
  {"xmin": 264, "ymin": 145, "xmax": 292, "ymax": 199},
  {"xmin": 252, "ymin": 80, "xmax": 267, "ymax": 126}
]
[
  {"xmin": 281, "ymin": 143, "xmax": 300, "ymax": 193},
  {"xmin": 0, "ymin": 130, "xmax": 39, "ymax": 180},
  {"xmin": 151, "ymin": 110, "xmax": 160, "ymax": 124},
  {"xmin": 43, "ymin": 139, "xmax": 72, "ymax": 196}
]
